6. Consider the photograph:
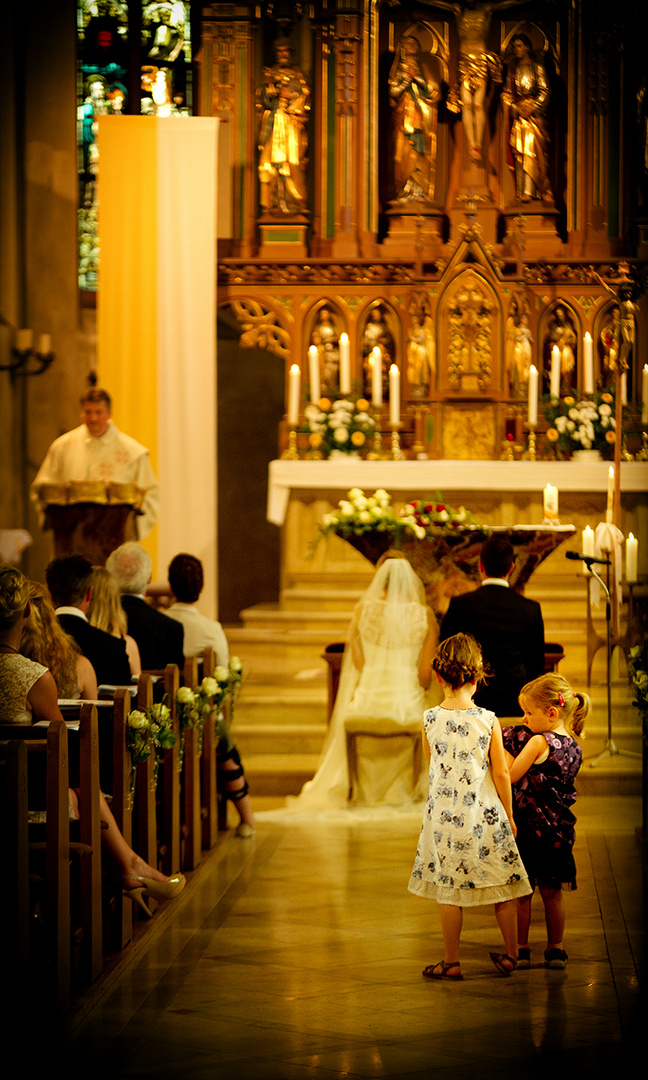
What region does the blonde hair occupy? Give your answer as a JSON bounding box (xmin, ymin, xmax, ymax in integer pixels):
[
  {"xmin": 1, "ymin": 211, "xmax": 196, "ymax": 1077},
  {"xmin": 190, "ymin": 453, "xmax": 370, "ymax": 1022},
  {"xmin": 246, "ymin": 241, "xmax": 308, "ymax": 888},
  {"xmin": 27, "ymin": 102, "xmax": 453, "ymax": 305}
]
[
  {"xmin": 433, "ymin": 633, "xmax": 485, "ymax": 691},
  {"xmin": 87, "ymin": 565, "xmax": 127, "ymax": 636},
  {"xmin": 20, "ymin": 581, "xmax": 80, "ymax": 697},
  {"xmin": 519, "ymin": 673, "xmax": 591, "ymax": 738},
  {"xmin": 0, "ymin": 565, "xmax": 30, "ymax": 630}
]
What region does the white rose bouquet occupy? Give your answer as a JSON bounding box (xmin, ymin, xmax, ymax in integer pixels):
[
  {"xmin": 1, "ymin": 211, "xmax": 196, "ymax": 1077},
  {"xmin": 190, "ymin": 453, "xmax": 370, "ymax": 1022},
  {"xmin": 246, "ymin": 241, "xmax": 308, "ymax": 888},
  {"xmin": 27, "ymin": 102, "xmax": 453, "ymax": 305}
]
[{"xmin": 301, "ymin": 396, "xmax": 376, "ymax": 457}]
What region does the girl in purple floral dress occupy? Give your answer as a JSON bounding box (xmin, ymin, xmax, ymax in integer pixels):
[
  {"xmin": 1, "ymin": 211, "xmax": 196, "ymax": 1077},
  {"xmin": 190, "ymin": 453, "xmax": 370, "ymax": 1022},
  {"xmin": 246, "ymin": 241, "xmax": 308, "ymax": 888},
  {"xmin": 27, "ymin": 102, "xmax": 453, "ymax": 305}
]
[{"xmin": 503, "ymin": 673, "xmax": 591, "ymax": 970}]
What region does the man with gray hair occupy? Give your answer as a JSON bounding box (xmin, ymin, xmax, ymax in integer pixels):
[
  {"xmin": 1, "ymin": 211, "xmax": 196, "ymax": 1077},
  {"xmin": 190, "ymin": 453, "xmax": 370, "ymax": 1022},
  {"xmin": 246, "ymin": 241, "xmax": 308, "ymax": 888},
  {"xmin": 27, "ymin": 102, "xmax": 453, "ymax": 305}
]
[{"xmin": 106, "ymin": 542, "xmax": 183, "ymax": 671}]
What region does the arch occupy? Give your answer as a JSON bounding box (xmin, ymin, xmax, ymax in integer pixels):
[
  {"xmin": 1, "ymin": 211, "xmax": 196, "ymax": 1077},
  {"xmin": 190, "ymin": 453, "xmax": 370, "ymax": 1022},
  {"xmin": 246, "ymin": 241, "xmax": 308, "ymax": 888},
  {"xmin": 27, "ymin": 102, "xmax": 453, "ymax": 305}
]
[
  {"xmin": 437, "ymin": 269, "xmax": 502, "ymax": 393},
  {"xmin": 540, "ymin": 300, "xmax": 581, "ymax": 396},
  {"xmin": 357, "ymin": 300, "xmax": 401, "ymax": 402},
  {"xmin": 304, "ymin": 300, "xmax": 347, "ymax": 396},
  {"xmin": 594, "ymin": 299, "xmax": 625, "ymax": 392}
]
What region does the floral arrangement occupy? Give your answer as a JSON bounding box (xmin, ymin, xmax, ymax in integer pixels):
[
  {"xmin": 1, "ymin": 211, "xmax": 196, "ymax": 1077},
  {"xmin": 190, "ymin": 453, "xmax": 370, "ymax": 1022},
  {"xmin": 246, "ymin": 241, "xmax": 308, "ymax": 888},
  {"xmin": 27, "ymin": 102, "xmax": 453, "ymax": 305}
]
[
  {"xmin": 176, "ymin": 657, "xmax": 244, "ymax": 756},
  {"xmin": 628, "ymin": 646, "xmax": 648, "ymax": 745},
  {"xmin": 317, "ymin": 488, "xmax": 481, "ymax": 545},
  {"xmin": 125, "ymin": 700, "xmax": 176, "ymax": 802},
  {"xmin": 403, "ymin": 496, "xmax": 480, "ymax": 531},
  {"xmin": 301, "ymin": 396, "xmax": 376, "ymax": 457},
  {"xmin": 543, "ymin": 391, "xmax": 616, "ymax": 456}
]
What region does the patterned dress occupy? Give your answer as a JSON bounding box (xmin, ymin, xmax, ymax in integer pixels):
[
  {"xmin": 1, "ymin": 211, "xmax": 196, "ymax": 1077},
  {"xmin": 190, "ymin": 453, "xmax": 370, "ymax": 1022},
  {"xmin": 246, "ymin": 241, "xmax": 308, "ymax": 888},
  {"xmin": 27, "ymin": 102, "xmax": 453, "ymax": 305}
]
[
  {"xmin": 502, "ymin": 725, "xmax": 582, "ymax": 890},
  {"xmin": 408, "ymin": 706, "xmax": 531, "ymax": 906}
]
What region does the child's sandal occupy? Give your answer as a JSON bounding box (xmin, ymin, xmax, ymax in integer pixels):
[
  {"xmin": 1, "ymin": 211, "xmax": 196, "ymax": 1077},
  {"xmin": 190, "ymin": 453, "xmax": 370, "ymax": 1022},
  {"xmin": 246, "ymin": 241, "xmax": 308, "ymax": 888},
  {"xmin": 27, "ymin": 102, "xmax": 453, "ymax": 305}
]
[
  {"xmin": 489, "ymin": 952, "xmax": 517, "ymax": 976},
  {"xmin": 422, "ymin": 960, "xmax": 463, "ymax": 980}
]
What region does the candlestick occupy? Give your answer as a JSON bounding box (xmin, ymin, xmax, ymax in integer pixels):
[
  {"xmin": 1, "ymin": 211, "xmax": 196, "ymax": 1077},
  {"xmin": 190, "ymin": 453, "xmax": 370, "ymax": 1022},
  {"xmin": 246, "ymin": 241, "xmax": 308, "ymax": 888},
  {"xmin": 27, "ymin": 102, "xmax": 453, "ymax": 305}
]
[
  {"xmin": 339, "ymin": 333, "xmax": 351, "ymax": 394},
  {"xmin": 287, "ymin": 364, "xmax": 300, "ymax": 425},
  {"xmin": 583, "ymin": 332, "xmax": 593, "ymax": 394},
  {"xmin": 543, "ymin": 483, "xmax": 558, "ymax": 523},
  {"xmin": 581, "ymin": 524, "xmax": 594, "ymax": 576},
  {"xmin": 389, "ymin": 364, "xmax": 400, "ymax": 425},
  {"xmin": 606, "ymin": 465, "xmax": 614, "ymax": 523},
  {"xmin": 528, "ymin": 365, "xmax": 538, "ymax": 425},
  {"xmin": 308, "ymin": 345, "xmax": 320, "ymax": 404},
  {"xmin": 620, "ymin": 371, "xmax": 627, "ymax": 406},
  {"xmin": 371, "ymin": 346, "xmax": 382, "ymax": 406},
  {"xmin": 550, "ymin": 346, "xmax": 561, "ymax": 398},
  {"xmin": 626, "ymin": 533, "xmax": 638, "ymax": 583}
]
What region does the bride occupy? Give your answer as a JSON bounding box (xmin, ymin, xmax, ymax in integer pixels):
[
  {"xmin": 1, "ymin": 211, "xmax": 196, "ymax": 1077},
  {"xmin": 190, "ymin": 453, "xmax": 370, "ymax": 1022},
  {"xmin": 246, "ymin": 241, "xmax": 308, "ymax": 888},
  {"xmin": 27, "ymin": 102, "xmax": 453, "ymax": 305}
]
[{"xmin": 292, "ymin": 552, "xmax": 439, "ymax": 809}]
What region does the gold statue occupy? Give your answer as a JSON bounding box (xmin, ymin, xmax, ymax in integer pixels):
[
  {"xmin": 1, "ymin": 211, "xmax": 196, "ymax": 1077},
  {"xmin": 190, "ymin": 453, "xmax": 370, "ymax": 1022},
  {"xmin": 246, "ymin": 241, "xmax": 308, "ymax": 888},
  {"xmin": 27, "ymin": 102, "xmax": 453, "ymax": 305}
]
[
  {"xmin": 501, "ymin": 35, "xmax": 553, "ymax": 202},
  {"xmin": 257, "ymin": 38, "xmax": 310, "ymax": 216},
  {"xmin": 389, "ymin": 35, "xmax": 440, "ymax": 204}
]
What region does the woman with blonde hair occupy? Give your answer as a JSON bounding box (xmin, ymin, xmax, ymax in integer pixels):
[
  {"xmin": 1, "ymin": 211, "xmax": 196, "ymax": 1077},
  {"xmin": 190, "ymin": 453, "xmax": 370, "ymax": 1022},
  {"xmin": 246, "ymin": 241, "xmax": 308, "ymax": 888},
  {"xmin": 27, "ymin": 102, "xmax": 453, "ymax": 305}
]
[
  {"xmin": 87, "ymin": 565, "xmax": 141, "ymax": 676},
  {"xmin": 21, "ymin": 581, "xmax": 97, "ymax": 699}
]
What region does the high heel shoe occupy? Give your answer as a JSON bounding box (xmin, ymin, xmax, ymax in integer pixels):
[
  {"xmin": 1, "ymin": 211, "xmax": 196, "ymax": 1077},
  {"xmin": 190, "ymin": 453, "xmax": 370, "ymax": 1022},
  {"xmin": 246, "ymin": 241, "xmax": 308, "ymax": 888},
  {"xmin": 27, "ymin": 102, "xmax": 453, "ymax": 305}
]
[{"xmin": 122, "ymin": 872, "xmax": 186, "ymax": 917}]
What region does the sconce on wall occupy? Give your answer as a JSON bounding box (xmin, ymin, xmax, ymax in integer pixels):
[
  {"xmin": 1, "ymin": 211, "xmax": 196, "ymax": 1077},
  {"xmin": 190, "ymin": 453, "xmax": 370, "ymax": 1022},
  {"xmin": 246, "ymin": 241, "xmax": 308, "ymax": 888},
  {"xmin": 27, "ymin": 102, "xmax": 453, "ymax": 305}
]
[{"xmin": 1, "ymin": 329, "xmax": 55, "ymax": 381}]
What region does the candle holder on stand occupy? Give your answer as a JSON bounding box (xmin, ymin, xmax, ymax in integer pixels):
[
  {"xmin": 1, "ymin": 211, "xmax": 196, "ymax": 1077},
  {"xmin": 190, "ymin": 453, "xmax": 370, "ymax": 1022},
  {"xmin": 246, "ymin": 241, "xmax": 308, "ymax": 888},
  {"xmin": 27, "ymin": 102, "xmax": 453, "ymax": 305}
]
[
  {"xmin": 524, "ymin": 422, "xmax": 537, "ymax": 461},
  {"xmin": 409, "ymin": 404, "xmax": 429, "ymax": 459},
  {"xmin": 281, "ymin": 429, "xmax": 300, "ymax": 460},
  {"xmin": 388, "ymin": 423, "xmax": 405, "ymax": 461},
  {"xmin": 366, "ymin": 408, "xmax": 385, "ymax": 460}
]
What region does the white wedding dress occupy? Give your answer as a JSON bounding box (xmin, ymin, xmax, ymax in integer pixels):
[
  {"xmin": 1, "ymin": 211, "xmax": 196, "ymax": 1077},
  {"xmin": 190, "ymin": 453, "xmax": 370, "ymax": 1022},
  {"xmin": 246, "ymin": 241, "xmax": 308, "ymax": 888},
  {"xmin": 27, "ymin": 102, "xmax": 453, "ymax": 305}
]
[{"xmin": 289, "ymin": 564, "xmax": 439, "ymax": 811}]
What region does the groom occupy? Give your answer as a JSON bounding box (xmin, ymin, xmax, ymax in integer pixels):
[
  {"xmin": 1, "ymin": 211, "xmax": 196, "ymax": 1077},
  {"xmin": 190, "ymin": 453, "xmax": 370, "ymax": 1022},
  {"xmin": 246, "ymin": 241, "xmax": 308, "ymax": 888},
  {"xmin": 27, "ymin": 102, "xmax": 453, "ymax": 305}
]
[{"xmin": 439, "ymin": 535, "xmax": 545, "ymax": 717}]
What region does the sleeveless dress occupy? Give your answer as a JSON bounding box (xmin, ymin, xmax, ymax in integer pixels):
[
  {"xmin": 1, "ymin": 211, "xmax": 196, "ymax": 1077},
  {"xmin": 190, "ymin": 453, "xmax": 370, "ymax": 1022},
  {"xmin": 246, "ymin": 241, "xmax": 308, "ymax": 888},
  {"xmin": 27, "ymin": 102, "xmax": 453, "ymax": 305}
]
[
  {"xmin": 502, "ymin": 725, "xmax": 582, "ymax": 889},
  {"xmin": 292, "ymin": 598, "xmax": 431, "ymax": 809},
  {"xmin": 0, "ymin": 654, "xmax": 48, "ymax": 724},
  {"xmin": 408, "ymin": 706, "xmax": 531, "ymax": 905}
]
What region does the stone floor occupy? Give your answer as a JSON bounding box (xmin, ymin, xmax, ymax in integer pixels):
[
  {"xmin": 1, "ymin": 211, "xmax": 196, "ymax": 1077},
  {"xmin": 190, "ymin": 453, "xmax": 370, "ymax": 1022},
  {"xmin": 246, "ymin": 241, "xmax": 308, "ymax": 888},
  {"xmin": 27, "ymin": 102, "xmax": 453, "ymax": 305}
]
[{"xmin": 57, "ymin": 794, "xmax": 646, "ymax": 1079}]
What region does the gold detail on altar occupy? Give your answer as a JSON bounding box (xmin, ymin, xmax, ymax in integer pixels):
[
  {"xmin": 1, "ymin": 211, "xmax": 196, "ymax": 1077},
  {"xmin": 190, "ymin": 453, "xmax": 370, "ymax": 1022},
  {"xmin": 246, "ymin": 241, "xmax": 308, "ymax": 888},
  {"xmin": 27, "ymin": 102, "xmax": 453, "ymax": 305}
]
[
  {"xmin": 230, "ymin": 298, "xmax": 290, "ymax": 359},
  {"xmin": 442, "ymin": 404, "xmax": 496, "ymax": 460},
  {"xmin": 445, "ymin": 272, "xmax": 494, "ymax": 391}
]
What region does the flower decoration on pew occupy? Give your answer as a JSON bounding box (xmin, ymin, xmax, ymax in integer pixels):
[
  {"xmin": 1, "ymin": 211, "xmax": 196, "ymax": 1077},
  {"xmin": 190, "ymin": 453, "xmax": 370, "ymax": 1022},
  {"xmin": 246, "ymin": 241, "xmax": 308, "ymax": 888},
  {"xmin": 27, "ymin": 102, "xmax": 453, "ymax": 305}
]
[
  {"xmin": 300, "ymin": 397, "xmax": 376, "ymax": 458},
  {"xmin": 628, "ymin": 646, "xmax": 648, "ymax": 744},
  {"xmin": 402, "ymin": 495, "xmax": 480, "ymax": 531},
  {"xmin": 125, "ymin": 700, "xmax": 176, "ymax": 802},
  {"xmin": 542, "ymin": 391, "xmax": 616, "ymax": 457},
  {"xmin": 176, "ymin": 658, "xmax": 245, "ymax": 757}
]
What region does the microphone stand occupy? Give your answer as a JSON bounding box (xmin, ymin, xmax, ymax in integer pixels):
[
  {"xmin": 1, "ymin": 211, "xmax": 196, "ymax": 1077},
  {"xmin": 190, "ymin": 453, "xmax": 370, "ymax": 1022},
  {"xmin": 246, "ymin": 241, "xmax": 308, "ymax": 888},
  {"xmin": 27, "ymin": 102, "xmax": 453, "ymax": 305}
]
[{"xmin": 588, "ymin": 561, "xmax": 640, "ymax": 767}]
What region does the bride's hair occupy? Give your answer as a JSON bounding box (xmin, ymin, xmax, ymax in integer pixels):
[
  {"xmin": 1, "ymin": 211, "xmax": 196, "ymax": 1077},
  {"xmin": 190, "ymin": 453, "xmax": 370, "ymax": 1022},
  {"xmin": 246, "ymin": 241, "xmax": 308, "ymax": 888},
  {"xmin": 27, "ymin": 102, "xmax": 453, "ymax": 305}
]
[{"xmin": 432, "ymin": 633, "xmax": 485, "ymax": 691}]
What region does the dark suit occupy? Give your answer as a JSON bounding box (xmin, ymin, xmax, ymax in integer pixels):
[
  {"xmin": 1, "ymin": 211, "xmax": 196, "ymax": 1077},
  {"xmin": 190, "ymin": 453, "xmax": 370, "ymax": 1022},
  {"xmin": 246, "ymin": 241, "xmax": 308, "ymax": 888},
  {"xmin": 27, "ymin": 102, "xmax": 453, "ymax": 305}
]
[
  {"xmin": 439, "ymin": 583, "xmax": 545, "ymax": 717},
  {"xmin": 121, "ymin": 595, "xmax": 184, "ymax": 671},
  {"xmin": 57, "ymin": 611, "xmax": 132, "ymax": 687}
]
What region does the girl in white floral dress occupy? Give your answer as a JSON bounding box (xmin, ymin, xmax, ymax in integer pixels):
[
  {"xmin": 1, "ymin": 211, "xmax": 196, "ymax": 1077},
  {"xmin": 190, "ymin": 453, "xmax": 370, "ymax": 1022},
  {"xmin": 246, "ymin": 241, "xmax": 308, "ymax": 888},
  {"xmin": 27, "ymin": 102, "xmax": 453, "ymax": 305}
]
[{"xmin": 408, "ymin": 633, "xmax": 531, "ymax": 979}]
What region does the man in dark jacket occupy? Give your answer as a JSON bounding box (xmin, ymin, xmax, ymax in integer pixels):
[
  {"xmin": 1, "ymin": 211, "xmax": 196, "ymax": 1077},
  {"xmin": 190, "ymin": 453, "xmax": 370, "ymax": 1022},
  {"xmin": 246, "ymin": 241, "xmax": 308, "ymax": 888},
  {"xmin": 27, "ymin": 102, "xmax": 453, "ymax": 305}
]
[
  {"xmin": 106, "ymin": 542, "xmax": 183, "ymax": 671},
  {"xmin": 46, "ymin": 553, "xmax": 132, "ymax": 686},
  {"xmin": 439, "ymin": 535, "xmax": 545, "ymax": 717}
]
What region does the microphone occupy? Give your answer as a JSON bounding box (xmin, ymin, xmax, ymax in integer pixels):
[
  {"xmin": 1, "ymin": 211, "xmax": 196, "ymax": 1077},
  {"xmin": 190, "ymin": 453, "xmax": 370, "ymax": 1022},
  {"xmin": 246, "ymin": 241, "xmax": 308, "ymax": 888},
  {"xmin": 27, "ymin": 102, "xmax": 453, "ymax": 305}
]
[{"xmin": 565, "ymin": 551, "xmax": 611, "ymax": 566}]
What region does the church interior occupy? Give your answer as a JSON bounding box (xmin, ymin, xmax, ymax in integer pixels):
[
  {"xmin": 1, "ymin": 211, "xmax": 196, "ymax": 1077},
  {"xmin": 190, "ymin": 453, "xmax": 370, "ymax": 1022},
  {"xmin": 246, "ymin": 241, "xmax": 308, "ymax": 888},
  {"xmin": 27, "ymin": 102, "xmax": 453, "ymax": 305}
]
[{"xmin": 1, "ymin": 1, "xmax": 646, "ymax": 1071}]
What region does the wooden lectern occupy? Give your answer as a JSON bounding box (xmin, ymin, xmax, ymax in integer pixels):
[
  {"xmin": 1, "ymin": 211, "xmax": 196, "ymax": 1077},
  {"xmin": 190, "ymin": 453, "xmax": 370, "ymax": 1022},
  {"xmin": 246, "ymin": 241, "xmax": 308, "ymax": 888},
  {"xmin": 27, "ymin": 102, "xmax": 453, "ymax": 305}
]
[{"xmin": 34, "ymin": 481, "xmax": 144, "ymax": 565}]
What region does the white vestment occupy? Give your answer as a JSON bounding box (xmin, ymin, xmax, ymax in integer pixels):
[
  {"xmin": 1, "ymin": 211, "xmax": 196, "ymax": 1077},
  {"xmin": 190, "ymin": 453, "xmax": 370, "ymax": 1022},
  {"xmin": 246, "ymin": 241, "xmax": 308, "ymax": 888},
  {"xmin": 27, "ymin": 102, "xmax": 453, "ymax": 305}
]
[{"xmin": 31, "ymin": 421, "xmax": 159, "ymax": 539}]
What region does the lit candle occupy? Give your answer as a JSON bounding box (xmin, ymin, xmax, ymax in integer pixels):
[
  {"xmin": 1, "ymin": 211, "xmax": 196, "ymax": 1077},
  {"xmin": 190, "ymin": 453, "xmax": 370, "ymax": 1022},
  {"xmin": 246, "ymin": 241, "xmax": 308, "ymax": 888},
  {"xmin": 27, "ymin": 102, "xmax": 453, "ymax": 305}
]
[
  {"xmin": 308, "ymin": 345, "xmax": 320, "ymax": 404},
  {"xmin": 528, "ymin": 365, "xmax": 538, "ymax": 425},
  {"xmin": 642, "ymin": 365, "xmax": 648, "ymax": 425},
  {"xmin": 550, "ymin": 346, "xmax": 561, "ymax": 398},
  {"xmin": 339, "ymin": 333, "xmax": 351, "ymax": 394},
  {"xmin": 543, "ymin": 483, "xmax": 558, "ymax": 522},
  {"xmin": 371, "ymin": 346, "xmax": 382, "ymax": 406},
  {"xmin": 37, "ymin": 333, "xmax": 52, "ymax": 356},
  {"xmin": 582, "ymin": 524, "xmax": 594, "ymax": 575},
  {"xmin": 287, "ymin": 364, "xmax": 300, "ymax": 426},
  {"xmin": 626, "ymin": 533, "xmax": 638, "ymax": 583},
  {"xmin": 583, "ymin": 332, "xmax": 593, "ymax": 394},
  {"xmin": 389, "ymin": 364, "xmax": 400, "ymax": 425},
  {"xmin": 15, "ymin": 328, "xmax": 33, "ymax": 352},
  {"xmin": 606, "ymin": 465, "xmax": 614, "ymax": 523}
]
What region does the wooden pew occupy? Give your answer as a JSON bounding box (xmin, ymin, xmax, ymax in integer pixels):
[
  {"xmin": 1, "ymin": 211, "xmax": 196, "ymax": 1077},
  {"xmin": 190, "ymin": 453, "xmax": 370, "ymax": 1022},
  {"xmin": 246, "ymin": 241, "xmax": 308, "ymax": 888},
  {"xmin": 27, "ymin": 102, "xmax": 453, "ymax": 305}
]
[
  {"xmin": 0, "ymin": 738, "xmax": 29, "ymax": 1003},
  {"xmin": 134, "ymin": 673, "xmax": 157, "ymax": 879},
  {"xmin": 180, "ymin": 656, "xmax": 202, "ymax": 872},
  {"xmin": 159, "ymin": 663, "xmax": 181, "ymax": 877}
]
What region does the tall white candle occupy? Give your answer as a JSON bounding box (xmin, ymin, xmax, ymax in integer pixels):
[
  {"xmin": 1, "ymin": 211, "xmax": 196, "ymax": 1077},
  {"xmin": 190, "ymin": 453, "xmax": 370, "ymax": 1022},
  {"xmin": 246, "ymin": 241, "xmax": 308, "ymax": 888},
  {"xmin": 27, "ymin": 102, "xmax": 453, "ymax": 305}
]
[
  {"xmin": 308, "ymin": 345, "xmax": 320, "ymax": 404},
  {"xmin": 620, "ymin": 371, "xmax": 627, "ymax": 406},
  {"xmin": 626, "ymin": 533, "xmax": 638, "ymax": 583},
  {"xmin": 582, "ymin": 525, "xmax": 594, "ymax": 575},
  {"xmin": 528, "ymin": 365, "xmax": 538, "ymax": 424},
  {"xmin": 15, "ymin": 328, "xmax": 33, "ymax": 352},
  {"xmin": 287, "ymin": 364, "xmax": 300, "ymax": 425},
  {"xmin": 550, "ymin": 346, "xmax": 561, "ymax": 398},
  {"xmin": 606, "ymin": 465, "xmax": 614, "ymax": 523},
  {"xmin": 543, "ymin": 483, "xmax": 558, "ymax": 522},
  {"xmin": 371, "ymin": 346, "xmax": 382, "ymax": 406},
  {"xmin": 642, "ymin": 365, "xmax": 648, "ymax": 425},
  {"xmin": 339, "ymin": 333, "xmax": 351, "ymax": 394},
  {"xmin": 389, "ymin": 365, "xmax": 400, "ymax": 425},
  {"xmin": 37, "ymin": 333, "xmax": 52, "ymax": 356},
  {"xmin": 583, "ymin": 332, "xmax": 594, "ymax": 394}
]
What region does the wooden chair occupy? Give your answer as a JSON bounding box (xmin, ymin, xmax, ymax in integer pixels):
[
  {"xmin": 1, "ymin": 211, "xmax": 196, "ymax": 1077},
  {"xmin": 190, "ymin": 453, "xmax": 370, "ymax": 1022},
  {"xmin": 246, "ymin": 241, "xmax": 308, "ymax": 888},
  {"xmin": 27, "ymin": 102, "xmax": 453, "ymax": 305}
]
[{"xmin": 344, "ymin": 718, "xmax": 422, "ymax": 803}]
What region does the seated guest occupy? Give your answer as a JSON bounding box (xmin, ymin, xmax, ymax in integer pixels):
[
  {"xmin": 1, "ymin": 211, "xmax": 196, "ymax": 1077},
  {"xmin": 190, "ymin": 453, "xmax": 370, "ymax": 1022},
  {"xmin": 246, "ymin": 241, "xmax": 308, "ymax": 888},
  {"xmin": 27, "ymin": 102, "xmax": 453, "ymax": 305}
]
[
  {"xmin": 106, "ymin": 542, "xmax": 184, "ymax": 670},
  {"xmin": 21, "ymin": 581, "xmax": 97, "ymax": 699},
  {"xmin": 87, "ymin": 565, "xmax": 141, "ymax": 676},
  {"xmin": 165, "ymin": 553, "xmax": 229, "ymax": 663},
  {"xmin": 439, "ymin": 535, "xmax": 545, "ymax": 717},
  {"xmin": 45, "ymin": 554, "xmax": 132, "ymax": 686}
]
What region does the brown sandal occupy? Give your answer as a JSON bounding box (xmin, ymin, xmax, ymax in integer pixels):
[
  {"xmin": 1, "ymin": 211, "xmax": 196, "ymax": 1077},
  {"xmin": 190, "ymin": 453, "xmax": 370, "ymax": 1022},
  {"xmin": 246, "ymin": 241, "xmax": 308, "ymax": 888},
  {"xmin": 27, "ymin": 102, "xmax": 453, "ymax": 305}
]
[
  {"xmin": 489, "ymin": 952, "xmax": 517, "ymax": 976},
  {"xmin": 422, "ymin": 961, "xmax": 463, "ymax": 980}
]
